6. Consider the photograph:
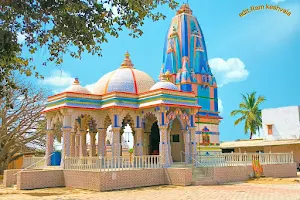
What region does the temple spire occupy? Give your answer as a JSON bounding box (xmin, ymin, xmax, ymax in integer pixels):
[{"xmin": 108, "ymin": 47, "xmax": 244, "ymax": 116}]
[{"xmin": 120, "ymin": 51, "xmax": 134, "ymax": 68}]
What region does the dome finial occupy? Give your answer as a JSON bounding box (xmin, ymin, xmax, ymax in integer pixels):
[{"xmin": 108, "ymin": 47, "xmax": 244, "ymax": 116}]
[
  {"xmin": 73, "ymin": 77, "xmax": 80, "ymax": 85},
  {"xmin": 176, "ymin": 3, "xmax": 192, "ymax": 15},
  {"xmin": 121, "ymin": 51, "xmax": 134, "ymax": 68}
]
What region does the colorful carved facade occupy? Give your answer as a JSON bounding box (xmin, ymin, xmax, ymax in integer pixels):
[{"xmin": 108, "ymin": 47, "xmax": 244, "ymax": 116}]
[{"xmin": 43, "ymin": 4, "xmax": 222, "ymax": 167}]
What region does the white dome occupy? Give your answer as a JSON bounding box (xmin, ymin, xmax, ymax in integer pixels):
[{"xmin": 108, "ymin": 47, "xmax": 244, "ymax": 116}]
[
  {"xmin": 64, "ymin": 78, "xmax": 91, "ymax": 94},
  {"xmin": 150, "ymin": 80, "xmax": 179, "ymax": 91},
  {"xmin": 89, "ymin": 52, "xmax": 155, "ymax": 95}
]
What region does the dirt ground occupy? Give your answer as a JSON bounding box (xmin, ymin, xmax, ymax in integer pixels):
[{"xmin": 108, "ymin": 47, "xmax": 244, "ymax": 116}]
[{"xmin": 1, "ymin": 173, "xmax": 300, "ymax": 200}]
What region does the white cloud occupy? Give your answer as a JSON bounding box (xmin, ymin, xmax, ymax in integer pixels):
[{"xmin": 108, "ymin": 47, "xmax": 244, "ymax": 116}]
[
  {"xmin": 209, "ymin": 58, "xmax": 249, "ymax": 87},
  {"xmin": 41, "ymin": 70, "xmax": 74, "ymax": 87},
  {"xmin": 218, "ymin": 99, "xmax": 224, "ymax": 114},
  {"xmin": 271, "ymin": 0, "xmax": 285, "ymax": 3}
]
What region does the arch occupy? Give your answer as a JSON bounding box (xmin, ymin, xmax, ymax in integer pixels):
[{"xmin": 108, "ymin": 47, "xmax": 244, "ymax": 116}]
[
  {"xmin": 170, "ymin": 118, "xmax": 185, "ymax": 162},
  {"xmin": 143, "ymin": 112, "xmax": 160, "ymax": 155}
]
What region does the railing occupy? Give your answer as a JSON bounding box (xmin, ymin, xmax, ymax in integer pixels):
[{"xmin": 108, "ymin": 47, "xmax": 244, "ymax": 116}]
[
  {"xmin": 64, "ymin": 155, "xmax": 161, "ymax": 171},
  {"xmin": 22, "ymin": 156, "xmax": 45, "ymax": 169},
  {"xmin": 197, "ymin": 152, "xmax": 294, "ymax": 167},
  {"xmin": 179, "ymin": 151, "xmax": 213, "ymax": 177},
  {"xmin": 14, "ymin": 153, "xmax": 53, "ymax": 177}
]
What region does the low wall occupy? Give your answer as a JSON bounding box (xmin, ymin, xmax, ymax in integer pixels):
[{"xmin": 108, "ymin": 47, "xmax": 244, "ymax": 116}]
[
  {"xmin": 17, "ymin": 170, "xmax": 64, "ymax": 190},
  {"xmin": 212, "ymin": 166, "xmax": 252, "ymax": 184},
  {"xmin": 263, "ymin": 163, "xmax": 297, "ymax": 178},
  {"xmin": 64, "ymin": 170, "xmax": 101, "ymax": 191},
  {"xmin": 211, "ymin": 163, "xmax": 297, "ymax": 184},
  {"xmin": 65, "ymin": 169, "xmax": 166, "ymax": 191},
  {"xmin": 99, "ymin": 169, "xmax": 165, "ymax": 191},
  {"xmin": 165, "ymin": 168, "xmax": 192, "ymax": 186},
  {"xmin": 3, "ymin": 169, "xmax": 21, "ymax": 187}
]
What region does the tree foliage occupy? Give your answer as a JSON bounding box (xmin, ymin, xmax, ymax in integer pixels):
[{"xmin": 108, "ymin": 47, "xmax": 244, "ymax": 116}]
[
  {"xmin": 0, "ymin": 80, "xmax": 47, "ymax": 174},
  {"xmin": 230, "ymin": 92, "xmax": 266, "ymax": 139},
  {"xmin": 0, "ymin": 0, "xmax": 178, "ymax": 100}
]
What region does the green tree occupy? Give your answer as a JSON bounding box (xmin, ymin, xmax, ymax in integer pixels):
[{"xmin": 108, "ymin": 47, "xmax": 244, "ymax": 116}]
[
  {"xmin": 1, "ymin": 0, "xmax": 178, "ymax": 102},
  {"xmin": 230, "ymin": 92, "xmax": 266, "ymax": 139}
]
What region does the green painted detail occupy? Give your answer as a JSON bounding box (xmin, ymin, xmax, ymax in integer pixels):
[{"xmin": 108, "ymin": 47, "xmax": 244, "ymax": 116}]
[
  {"xmin": 195, "ymin": 122, "xmax": 219, "ymax": 125},
  {"xmin": 196, "ymin": 96, "xmax": 218, "ymax": 100}
]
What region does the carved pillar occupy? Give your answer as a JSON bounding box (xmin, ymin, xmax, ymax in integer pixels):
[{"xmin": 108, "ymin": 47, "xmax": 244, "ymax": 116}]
[
  {"xmin": 143, "ymin": 131, "xmax": 150, "ymax": 155},
  {"xmin": 61, "ymin": 127, "xmax": 71, "ymax": 157},
  {"xmin": 190, "ymin": 127, "xmax": 197, "ymax": 161},
  {"xmin": 182, "ymin": 129, "xmax": 190, "ymax": 163},
  {"xmin": 61, "ymin": 127, "xmax": 71, "ymax": 167},
  {"xmin": 159, "ymin": 125, "xmax": 170, "ymax": 167},
  {"xmin": 135, "ymin": 128, "xmax": 143, "ymax": 156},
  {"xmin": 89, "ymin": 132, "xmax": 96, "ymax": 157},
  {"xmin": 70, "ymin": 132, "xmax": 76, "ymax": 157},
  {"xmin": 79, "ymin": 130, "xmax": 87, "ymax": 157},
  {"xmin": 98, "ymin": 128, "xmax": 107, "ymax": 157},
  {"xmin": 45, "ymin": 130, "xmax": 54, "ymax": 166},
  {"xmin": 75, "ymin": 131, "xmax": 80, "ymax": 157},
  {"xmin": 167, "ymin": 129, "xmax": 173, "ymax": 164},
  {"xmin": 111, "ymin": 127, "xmax": 121, "ymax": 157}
]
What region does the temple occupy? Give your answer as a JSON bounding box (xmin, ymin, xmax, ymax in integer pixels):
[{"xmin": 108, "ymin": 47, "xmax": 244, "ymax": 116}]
[
  {"xmin": 4, "ymin": 4, "xmax": 296, "ymax": 192},
  {"xmin": 42, "ymin": 4, "xmax": 222, "ymax": 168}
]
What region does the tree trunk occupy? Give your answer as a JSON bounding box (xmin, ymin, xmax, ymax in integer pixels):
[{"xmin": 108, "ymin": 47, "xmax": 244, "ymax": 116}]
[{"xmin": 250, "ymin": 132, "xmax": 253, "ymax": 139}]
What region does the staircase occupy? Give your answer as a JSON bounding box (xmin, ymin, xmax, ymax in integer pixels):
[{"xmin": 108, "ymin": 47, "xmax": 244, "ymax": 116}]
[
  {"xmin": 191, "ymin": 167, "xmax": 218, "ymax": 186},
  {"xmin": 170, "ymin": 162, "xmax": 218, "ymax": 186}
]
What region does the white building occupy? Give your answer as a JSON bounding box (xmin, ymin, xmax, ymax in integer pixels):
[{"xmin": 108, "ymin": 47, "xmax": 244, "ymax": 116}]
[{"xmin": 261, "ymin": 106, "xmax": 300, "ymax": 140}]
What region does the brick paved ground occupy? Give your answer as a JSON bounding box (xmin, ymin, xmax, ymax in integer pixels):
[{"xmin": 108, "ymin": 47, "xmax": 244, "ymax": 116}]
[{"xmin": 1, "ymin": 182, "xmax": 300, "ymax": 200}]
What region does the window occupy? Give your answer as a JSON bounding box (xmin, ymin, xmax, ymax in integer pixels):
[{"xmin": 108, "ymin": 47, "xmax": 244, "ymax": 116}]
[
  {"xmin": 267, "ymin": 125, "xmax": 273, "ymax": 135},
  {"xmin": 173, "ymin": 135, "xmax": 180, "ymax": 142}
]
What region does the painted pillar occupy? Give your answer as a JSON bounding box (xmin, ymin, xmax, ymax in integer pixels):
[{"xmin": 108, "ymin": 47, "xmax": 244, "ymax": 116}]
[
  {"xmin": 97, "ymin": 128, "xmax": 107, "ymax": 157},
  {"xmin": 159, "ymin": 125, "xmax": 170, "ymax": 167},
  {"xmin": 135, "ymin": 128, "xmax": 143, "ymax": 156},
  {"xmin": 182, "ymin": 129, "xmax": 190, "ymax": 163},
  {"xmin": 45, "ymin": 129, "xmax": 54, "ymax": 166},
  {"xmin": 75, "ymin": 131, "xmax": 80, "ymax": 157},
  {"xmin": 79, "ymin": 130, "xmax": 87, "ymax": 157},
  {"xmin": 167, "ymin": 129, "xmax": 173, "ymax": 165},
  {"xmin": 61, "ymin": 127, "xmax": 71, "ymax": 167},
  {"xmin": 190, "ymin": 127, "xmax": 197, "ymax": 161},
  {"xmin": 111, "ymin": 127, "xmax": 121, "ymax": 157},
  {"xmin": 89, "ymin": 132, "xmax": 96, "ymax": 157},
  {"xmin": 70, "ymin": 132, "xmax": 76, "ymax": 157}
]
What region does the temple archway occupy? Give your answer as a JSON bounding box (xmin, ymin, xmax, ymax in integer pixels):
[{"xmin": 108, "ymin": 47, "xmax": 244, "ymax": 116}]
[
  {"xmin": 143, "ymin": 112, "xmax": 160, "ymax": 155},
  {"xmin": 150, "ymin": 122, "xmax": 160, "ymax": 155},
  {"xmin": 170, "ymin": 118, "xmax": 184, "ymax": 162}
]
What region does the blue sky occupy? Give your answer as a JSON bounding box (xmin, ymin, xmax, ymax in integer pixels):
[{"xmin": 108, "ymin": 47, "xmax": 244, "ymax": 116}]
[{"xmin": 21, "ymin": 0, "xmax": 300, "ymax": 142}]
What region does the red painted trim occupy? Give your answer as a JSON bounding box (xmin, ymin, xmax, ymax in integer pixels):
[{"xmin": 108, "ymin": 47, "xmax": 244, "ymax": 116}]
[
  {"xmin": 42, "ymin": 103, "xmax": 202, "ymax": 113},
  {"xmin": 130, "ymin": 68, "xmax": 138, "ymax": 94}
]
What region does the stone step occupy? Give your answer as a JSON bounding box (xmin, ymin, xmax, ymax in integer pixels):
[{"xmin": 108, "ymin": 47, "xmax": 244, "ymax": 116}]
[{"xmin": 192, "ymin": 179, "xmax": 219, "ymax": 186}]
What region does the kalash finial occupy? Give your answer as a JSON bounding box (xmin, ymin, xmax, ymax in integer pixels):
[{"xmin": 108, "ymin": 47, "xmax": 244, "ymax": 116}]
[
  {"xmin": 176, "ymin": 3, "xmax": 193, "ymax": 15},
  {"xmin": 121, "ymin": 51, "xmax": 134, "ymax": 68},
  {"xmin": 73, "ymin": 77, "xmax": 79, "ymax": 84}
]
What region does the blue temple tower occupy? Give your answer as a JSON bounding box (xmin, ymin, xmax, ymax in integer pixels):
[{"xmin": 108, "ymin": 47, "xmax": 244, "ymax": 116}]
[{"xmin": 161, "ymin": 4, "xmax": 222, "ymax": 155}]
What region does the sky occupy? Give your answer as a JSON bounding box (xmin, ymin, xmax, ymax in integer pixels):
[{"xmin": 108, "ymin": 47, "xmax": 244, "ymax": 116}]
[{"xmin": 20, "ymin": 0, "xmax": 300, "ymax": 142}]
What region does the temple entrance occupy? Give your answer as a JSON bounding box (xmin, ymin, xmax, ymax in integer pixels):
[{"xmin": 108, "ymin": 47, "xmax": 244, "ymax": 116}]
[
  {"xmin": 170, "ymin": 118, "xmax": 184, "ymax": 162},
  {"xmin": 149, "ymin": 122, "xmax": 160, "ymax": 155}
]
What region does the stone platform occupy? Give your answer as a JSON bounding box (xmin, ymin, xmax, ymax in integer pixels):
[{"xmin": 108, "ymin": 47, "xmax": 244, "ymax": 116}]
[{"xmin": 3, "ymin": 163, "xmax": 297, "ymax": 191}]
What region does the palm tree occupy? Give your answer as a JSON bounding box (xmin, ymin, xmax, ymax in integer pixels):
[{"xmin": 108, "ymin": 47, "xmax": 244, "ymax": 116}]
[{"xmin": 230, "ymin": 92, "xmax": 266, "ymax": 139}]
